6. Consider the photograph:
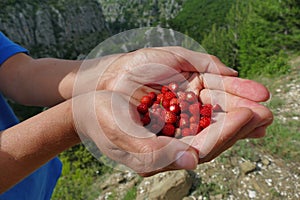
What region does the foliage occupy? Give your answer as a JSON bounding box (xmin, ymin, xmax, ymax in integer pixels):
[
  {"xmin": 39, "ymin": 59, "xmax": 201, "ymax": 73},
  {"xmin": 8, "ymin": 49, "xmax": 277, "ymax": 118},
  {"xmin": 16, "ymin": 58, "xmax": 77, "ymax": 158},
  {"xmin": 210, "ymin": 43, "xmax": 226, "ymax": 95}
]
[
  {"xmin": 123, "ymin": 186, "xmax": 137, "ymax": 200},
  {"xmin": 169, "ymin": 0, "xmax": 300, "ymax": 77},
  {"xmin": 169, "ymin": 0, "xmax": 236, "ymax": 42},
  {"xmin": 52, "ymin": 144, "xmax": 112, "ymax": 200}
]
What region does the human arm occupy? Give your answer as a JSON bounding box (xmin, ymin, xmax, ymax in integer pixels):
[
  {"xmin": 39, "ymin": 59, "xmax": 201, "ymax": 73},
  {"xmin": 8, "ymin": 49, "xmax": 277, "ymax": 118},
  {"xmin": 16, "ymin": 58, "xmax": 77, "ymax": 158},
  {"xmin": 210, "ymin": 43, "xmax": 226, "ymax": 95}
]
[
  {"xmin": 0, "ymin": 47, "xmax": 237, "ymax": 107},
  {"xmin": 0, "ymin": 99, "xmax": 78, "ymax": 193}
]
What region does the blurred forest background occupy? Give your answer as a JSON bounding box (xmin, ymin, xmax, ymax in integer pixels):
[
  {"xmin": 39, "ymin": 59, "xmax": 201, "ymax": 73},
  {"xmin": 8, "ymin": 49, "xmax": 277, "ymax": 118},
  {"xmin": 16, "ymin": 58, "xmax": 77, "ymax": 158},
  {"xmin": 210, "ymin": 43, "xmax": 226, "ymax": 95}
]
[{"xmin": 1, "ymin": 0, "xmax": 299, "ymax": 199}]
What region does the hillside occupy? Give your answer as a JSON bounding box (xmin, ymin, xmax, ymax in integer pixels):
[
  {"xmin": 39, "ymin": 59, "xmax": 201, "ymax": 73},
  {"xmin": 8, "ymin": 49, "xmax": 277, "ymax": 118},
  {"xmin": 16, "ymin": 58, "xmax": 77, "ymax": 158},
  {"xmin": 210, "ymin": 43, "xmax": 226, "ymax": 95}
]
[
  {"xmin": 1, "ymin": 0, "xmax": 299, "ymax": 199},
  {"xmin": 74, "ymin": 63, "xmax": 300, "ymax": 200}
]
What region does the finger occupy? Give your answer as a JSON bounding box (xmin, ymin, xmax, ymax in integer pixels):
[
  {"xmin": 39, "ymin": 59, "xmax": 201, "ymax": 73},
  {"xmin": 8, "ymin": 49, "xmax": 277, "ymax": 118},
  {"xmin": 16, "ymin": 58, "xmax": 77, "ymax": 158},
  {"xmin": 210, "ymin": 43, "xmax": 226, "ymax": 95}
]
[
  {"xmin": 138, "ymin": 148, "xmax": 199, "ymax": 177},
  {"xmin": 202, "ymin": 108, "xmax": 273, "ymax": 162},
  {"xmin": 201, "ymin": 73, "xmax": 270, "ymax": 102},
  {"xmin": 200, "ymin": 89, "xmax": 272, "ymax": 113},
  {"xmin": 200, "ymin": 90, "xmax": 274, "ymax": 129},
  {"xmin": 189, "ymin": 107, "xmax": 253, "ymax": 159},
  {"xmin": 92, "ymin": 91, "xmax": 199, "ymax": 173},
  {"xmin": 155, "ymin": 46, "xmax": 238, "ymax": 76},
  {"xmin": 245, "ymin": 126, "xmax": 268, "ymax": 138}
]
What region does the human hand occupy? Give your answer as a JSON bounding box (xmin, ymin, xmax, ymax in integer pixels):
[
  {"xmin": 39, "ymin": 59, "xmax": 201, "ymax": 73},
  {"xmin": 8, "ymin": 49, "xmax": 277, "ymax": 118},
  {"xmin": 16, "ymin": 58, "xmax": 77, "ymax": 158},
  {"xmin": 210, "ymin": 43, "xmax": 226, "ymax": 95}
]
[
  {"xmin": 181, "ymin": 73, "xmax": 273, "ymax": 163},
  {"xmin": 72, "ymin": 77, "xmax": 272, "ymax": 176},
  {"xmin": 73, "ymin": 46, "xmax": 238, "ymax": 96}
]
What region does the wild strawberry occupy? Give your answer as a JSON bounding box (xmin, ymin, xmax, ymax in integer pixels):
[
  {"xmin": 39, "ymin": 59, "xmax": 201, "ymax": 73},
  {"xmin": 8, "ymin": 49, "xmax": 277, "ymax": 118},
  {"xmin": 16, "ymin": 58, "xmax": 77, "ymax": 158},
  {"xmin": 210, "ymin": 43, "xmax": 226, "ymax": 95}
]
[
  {"xmin": 149, "ymin": 107, "xmax": 163, "ymax": 119},
  {"xmin": 157, "ymin": 93, "xmax": 164, "ymax": 103},
  {"xmin": 199, "ymin": 117, "xmax": 211, "ymax": 129},
  {"xmin": 190, "ymin": 123, "xmax": 199, "ymax": 135},
  {"xmin": 162, "ymin": 123, "xmax": 175, "ymax": 137},
  {"xmin": 161, "ymin": 86, "xmax": 170, "ymax": 94},
  {"xmin": 200, "ymin": 104, "xmax": 213, "ymax": 117},
  {"xmin": 137, "ymin": 103, "xmax": 148, "ymax": 114},
  {"xmin": 179, "ymin": 116, "xmax": 189, "ymax": 128},
  {"xmin": 189, "ymin": 115, "xmax": 199, "ymax": 124},
  {"xmin": 141, "ymin": 96, "xmax": 153, "ymax": 107},
  {"xmin": 148, "ymin": 92, "xmax": 157, "ymax": 101},
  {"xmin": 162, "ymin": 99, "xmax": 170, "ymax": 110},
  {"xmin": 151, "ymin": 103, "xmax": 160, "ymax": 110},
  {"xmin": 189, "ymin": 103, "xmax": 201, "ymax": 116},
  {"xmin": 181, "ymin": 128, "xmax": 193, "ymax": 137},
  {"xmin": 141, "ymin": 115, "xmax": 151, "ymax": 126},
  {"xmin": 168, "ymin": 82, "xmax": 179, "ymax": 92},
  {"xmin": 169, "ymin": 97, "xmax": 179, "ymax": 105},
  {"xmin": 151, "ymin": 124, "xmax": 162, "ymax": 134},
  {"xmin": 164, "ymin": 111, "xmax": 177, "ymax": 124},
  {"xmin": 179, "ymin": 101, "xmax": 189, "ymax": 112},
  {"xmin": 164, "ymin": 91, "xmax": 176, "ymax": 101},
  {"xmin": 177, "ymin": 91, "xmax": 187, "ymax": 101},
  {"xmin": 186, "ymin": 91, "xmax": 198, "ymax": 103},
  {"xmin": 180, "ymin": 113, "xmax": 189, "ymax": 119},
  {"xmin": 169, "ymin": 104, "xmax": 180, "ymax": 114},
  {"xmin": 138, "ymin": 83, "xmax": 213, "ymax": 138}
]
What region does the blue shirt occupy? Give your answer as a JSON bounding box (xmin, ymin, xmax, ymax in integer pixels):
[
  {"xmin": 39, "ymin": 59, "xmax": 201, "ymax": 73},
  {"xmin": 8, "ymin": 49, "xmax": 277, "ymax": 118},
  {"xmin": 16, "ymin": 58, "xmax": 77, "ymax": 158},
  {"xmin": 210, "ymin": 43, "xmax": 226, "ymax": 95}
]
[{"xmin": 0, "ymin": 32, "xmax": 62, "ymax": 200}]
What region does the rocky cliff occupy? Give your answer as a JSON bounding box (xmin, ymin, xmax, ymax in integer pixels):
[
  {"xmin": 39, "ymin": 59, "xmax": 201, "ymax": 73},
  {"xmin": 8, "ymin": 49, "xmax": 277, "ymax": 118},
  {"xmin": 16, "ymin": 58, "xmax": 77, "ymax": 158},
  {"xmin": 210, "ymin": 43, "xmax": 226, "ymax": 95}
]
[
  {"xmin": 1, "ymin": 0, "xmax": 109, "ymax": 59},
  {"xmin": 0, "ymin": 0, "xmax": 185, "ymax": 59}
]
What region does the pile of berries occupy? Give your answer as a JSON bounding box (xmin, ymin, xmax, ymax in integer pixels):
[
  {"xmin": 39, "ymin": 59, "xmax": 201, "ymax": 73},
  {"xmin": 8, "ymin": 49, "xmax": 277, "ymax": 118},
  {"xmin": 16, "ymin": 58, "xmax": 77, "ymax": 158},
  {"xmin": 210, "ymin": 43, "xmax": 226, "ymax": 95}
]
[{"xmin": 137, "ymin": 83, "xmax": 213, "ymax": 138}]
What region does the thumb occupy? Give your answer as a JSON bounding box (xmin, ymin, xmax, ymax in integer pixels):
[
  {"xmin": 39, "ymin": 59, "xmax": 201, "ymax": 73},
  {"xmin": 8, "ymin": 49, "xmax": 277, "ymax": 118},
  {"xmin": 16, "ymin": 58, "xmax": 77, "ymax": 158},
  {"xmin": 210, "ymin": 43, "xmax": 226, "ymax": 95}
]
[{"xmin": 132, "ymin": 136, "xmax": 199, "ymax": 176}]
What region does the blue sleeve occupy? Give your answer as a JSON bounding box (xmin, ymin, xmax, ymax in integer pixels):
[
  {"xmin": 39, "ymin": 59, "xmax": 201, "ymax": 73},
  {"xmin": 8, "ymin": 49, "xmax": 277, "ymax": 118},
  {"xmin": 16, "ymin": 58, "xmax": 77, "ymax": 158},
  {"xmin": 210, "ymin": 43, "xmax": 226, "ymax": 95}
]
[
  {"xmin": 0, "ymin": 32, "xmax": 28, "ymax": 65},
  {"xmin": 0, "ymin": 32, "xmax": 62, "ymax": 200}
]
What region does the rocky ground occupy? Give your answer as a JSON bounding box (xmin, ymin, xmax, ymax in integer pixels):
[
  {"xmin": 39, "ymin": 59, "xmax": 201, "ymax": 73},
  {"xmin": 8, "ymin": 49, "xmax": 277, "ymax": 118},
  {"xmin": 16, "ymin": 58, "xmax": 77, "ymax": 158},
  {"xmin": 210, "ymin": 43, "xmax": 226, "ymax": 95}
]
[{"xmin": 95, "ymin": 59, "xmax": 300, "ymax": 200}]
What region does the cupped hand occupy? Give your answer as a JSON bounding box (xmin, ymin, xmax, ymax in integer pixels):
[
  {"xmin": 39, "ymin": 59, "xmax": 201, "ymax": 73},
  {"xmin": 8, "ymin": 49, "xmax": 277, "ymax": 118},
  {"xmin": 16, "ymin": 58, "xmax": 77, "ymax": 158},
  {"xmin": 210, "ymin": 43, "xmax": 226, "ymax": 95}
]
[
  {"xmin": 73, "ymin": 46, "xmax": 273, "ymax": 176},
  {"xmin": 73, "ymin": 46, "xmax": 237, "ymax": 96},
  {"xmin": 181, "ymin": 73, "xmax": 273, "ymax": 163}
]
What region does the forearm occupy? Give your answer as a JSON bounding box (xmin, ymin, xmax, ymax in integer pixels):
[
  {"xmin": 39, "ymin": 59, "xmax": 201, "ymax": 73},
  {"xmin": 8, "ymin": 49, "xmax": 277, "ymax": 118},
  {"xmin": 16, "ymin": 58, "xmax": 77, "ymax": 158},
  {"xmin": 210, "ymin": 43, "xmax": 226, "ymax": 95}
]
[
  {"xmin": 0, "ymin": 53, "xmax": 82, "ymax": 106},
  {"xmin": 0, "ymin": 99, "xmax": 79, "ymax": 193},
  {"xmin": 0, "ymin": 53, "xmax": 122, "ymax": 107}
]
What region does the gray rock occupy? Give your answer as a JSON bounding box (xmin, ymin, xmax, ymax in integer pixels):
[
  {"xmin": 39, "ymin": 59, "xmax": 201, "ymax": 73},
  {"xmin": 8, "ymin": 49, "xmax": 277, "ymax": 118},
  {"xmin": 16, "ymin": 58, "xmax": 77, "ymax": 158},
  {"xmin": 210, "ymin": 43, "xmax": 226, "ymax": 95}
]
[
  {"xmin": 137, "ymin": 170, "xmax": 193, "ymax": 200},
  {"xmin": 97, "ymin": 170, "xmax": 140, "ymax": 200},
  {"xmin": 240, "ymin": 161, "xmax": 257, "ymax": 175},
  {"xmin": 0, "ymin": 0, "xmax": 110, "ymax": 59}
]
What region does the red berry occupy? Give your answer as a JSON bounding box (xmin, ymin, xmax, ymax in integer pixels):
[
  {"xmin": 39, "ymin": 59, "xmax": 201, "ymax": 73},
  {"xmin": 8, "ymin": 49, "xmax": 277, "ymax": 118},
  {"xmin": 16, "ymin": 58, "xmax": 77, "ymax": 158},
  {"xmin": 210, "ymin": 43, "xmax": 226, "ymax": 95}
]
[
  {"xmin": 149, "ymin": 107, "xmax": 163, "ymax": 119},
  {"xmin": 199, "ymin": 117, "xmax": 211, "ymax": 129},
  {"xmin": 186, "ymin": 91, "xmax": 198, "ymax": 103},
  {"xmin": 189, "ymin": 103, "xmax": 201, "ymax": 116},
  {"xmin": 179, "ymin": 116, "xmax": 189, "ymax": 128},
  {"xmin": 179, "ymin": 101, "xmax": 189, "ymax": 112},
  {"xmin": 169, "ymin": 98, "xmax": 179, "ymax": 105},
  {"xmin": 148, "ymin": 92, "xmax": 157, "ymax": 101},
  {"xmin": 162, "ymin": 124, "xmax": 175, "ymax": 137},
  {"xmin": 161, "ymin": 86, "xmax": 170, "ymax": 94},
  {"xmin": 141, "ymin": 115, "xmax": 151, "ymax": 126},
  {"xmin": 181, "ymin": 128, "xmax": 193, "ymax": 137},
  {"xmin": 151, "ymin": 103, "xmax": 160, "ymax": 110},
  {"xmin": 169, "ymin": 104, "xmax": 180, "ymax": 114},
  {"xmin": 165, "ymin": 111, "xmax": 177, "ymax": 124},
  {"xmin": 168, "ymin": 82, "xmax": 179, "ymax": 92},
  {"xmin": 150, "ymin": 124, "xmax": 162, "ymax": 134},
  {"xmin": 189, "ymin": 115, "xmax": 199, "ymax": 124},
  {"xmin": 200, "ymin": 104, "xmax": 213, "ymax": 117},
  {"xmin": 180, "ymin": 113, "xmax": 189, "ymax": 119},
  {"xmin": 190, "ymin": 123, "xmax": 199, "ymax": 135},
  {"xmin": 141, "ymin": 96, "xmax": 153, "ymax": 107},
  {"xmin": 162, "ymin": 99, "xmax": 170, "ymax": 110},
  {"xmin": 137, "ymin": 103, "xmax": 148, "ymax": 114},
  {"xmin": 164, "ymin": 91, "xmax": 176, "ymax": 101},
  {"xmin": 177, "ymin": 91, "xmax": 187, "ymax": 101},
  {"xmin": 157, "ymin": 93, "xmax": 164, "ymax": 103}
]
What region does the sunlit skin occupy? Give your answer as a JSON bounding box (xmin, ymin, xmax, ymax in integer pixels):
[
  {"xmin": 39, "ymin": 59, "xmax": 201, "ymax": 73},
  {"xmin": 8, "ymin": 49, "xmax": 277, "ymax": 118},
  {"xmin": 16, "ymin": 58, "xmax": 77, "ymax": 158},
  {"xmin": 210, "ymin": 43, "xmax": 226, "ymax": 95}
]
[{"xmin": 0, "ymin": 47, "xmax": 272, "ymax": 192}]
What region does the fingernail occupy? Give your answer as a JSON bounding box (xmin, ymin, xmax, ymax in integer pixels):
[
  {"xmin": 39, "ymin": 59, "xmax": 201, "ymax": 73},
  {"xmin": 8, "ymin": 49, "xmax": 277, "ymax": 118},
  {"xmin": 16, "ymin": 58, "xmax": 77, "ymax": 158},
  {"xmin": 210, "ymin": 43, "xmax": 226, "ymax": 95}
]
[
  {"xmin": 175, "ymin": 151, "xmax": 198, "ymax": 170},
  {"xmin": 229, "ymin": 67, "xmax": 238, "ymax": 74}
]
